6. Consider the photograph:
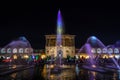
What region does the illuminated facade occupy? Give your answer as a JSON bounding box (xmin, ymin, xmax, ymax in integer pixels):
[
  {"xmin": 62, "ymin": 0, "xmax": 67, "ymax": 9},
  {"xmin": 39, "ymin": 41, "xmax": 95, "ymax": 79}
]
[{"xmin": 45, "ymin": 34, "xmax": 75, "ymax": 58}]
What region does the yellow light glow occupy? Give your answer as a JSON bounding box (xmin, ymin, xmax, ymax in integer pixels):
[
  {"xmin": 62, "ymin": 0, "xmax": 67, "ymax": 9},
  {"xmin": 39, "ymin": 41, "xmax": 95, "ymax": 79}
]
[
  {"xmin": 41, "ymin": 54, "xmax": 46, "ymax": 59},
  {"xmin": 50, "ymin": 74, "xmax": 54, "ymax": 79},
  {"xmin": 12, "ymin": 65, "xmax": 17, "ymax": 69},
  {"xmin": 50, "ymin": 65, "xmax": 54, "ymax": 68},
  {"xmin": 103, "ymin": 55, "xmax": 108, "ymax": 59},
  {"xmin": 79, "ymin": 55, "xmax": 82, "ymax": 58},
  {"xmin": 24, "ymin": 55, "xmax": 29, "ymax": 59},
  {"xmin": 80, "ymin": 55, "xmax": 85, "ymax": 58},
  {"xmin": 13, "ymin": 55, "xmax": 17, "ymax": 59},
  {"xmin": 86, "ymin": 56, "xmax": 89, "ymax": 59},
  {"xmin": 109, "ymin": 55, "xmax": 114, "ymax": 58}
]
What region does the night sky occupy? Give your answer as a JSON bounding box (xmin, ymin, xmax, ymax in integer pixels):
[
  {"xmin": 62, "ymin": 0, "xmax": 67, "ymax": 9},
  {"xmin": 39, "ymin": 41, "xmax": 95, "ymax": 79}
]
[{"xmin": 0, "ymin": 1, "xmax": 120, "ymax": 49}]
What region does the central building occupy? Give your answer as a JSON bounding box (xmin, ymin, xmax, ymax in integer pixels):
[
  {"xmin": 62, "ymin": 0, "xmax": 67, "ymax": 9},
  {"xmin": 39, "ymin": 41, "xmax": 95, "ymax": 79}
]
[{"xmin": 45, "ymin": 34, "xmax": 75, "ymax": 58}]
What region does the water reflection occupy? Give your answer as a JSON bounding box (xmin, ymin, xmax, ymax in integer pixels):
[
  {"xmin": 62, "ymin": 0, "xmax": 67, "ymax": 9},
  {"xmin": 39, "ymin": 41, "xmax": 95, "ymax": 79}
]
[
  {"xmin": 79, "ymin": 69, "xmax": 89, "ymax": 80},
  {"xmin": 11, "ymin": 73, "xmax": 17, "ymax": 79},
  {"xmin": 8, "ymin": 65, "xmax": 17, "ymax": 69},
  {"xmin": 0, "ymin": 66, "xmax": 34, "ymax": 80},
  {"xmin": 42, "ymin": 65, "xmax": 76, "ymax": 80},
  {"xmin": 0, "ymin": 65, "xmax": 120, "ymax": 80}
]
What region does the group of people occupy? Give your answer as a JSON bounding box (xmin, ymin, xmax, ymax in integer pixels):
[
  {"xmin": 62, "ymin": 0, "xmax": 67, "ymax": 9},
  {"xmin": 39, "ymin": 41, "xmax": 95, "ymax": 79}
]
[{"xmin": 77, "ymin": 56, "xmax": 120, "ymax": 66}]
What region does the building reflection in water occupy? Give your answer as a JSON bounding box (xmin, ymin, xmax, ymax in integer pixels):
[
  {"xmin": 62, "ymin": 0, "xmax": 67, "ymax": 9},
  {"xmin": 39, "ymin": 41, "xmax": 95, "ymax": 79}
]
[
  {"xmin": 42, "ymin": 65, "xmax": 76, "ymax": 80},
  {"xmin": 1, "ymin": 64, "xmax": 120, "ymax": 80},
  {"xmin": 41, "ymin": 65, "xmax": 120, "ymax": 80}
]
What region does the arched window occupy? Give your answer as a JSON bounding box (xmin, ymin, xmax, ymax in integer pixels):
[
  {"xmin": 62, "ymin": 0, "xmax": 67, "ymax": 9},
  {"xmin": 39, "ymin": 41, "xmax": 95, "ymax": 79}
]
[
  {"xmin": 114, "ymin": 48, "xmax": 119, "ymax": 54},
  {"xmin": 19, "ymin": 48, "xmax": 24, "ymax": 53},
  {"xmin": 102, "ymin": 48, "xmax": 107, "ymax": 53},
  {"xmin": 1, "ymin": 48, "xmax": 6, "ymax": 53},
  {"xmin": 107, "ymin": 48, "xmax": 113, "ymax": 54},
  {"xmin": 97, "ymin": 48, "xmax": 102, "ymax": 54},
  {"xmin": 7, "ymin": 48, "xmax": 12, "ymax": 53},
  {"xmin": 13, "ymin": 48, "xmax": 17, "ymax": 53},
  {"xmin": 25, "ymin": 48, "xmax": 29, "ymax": 53}
]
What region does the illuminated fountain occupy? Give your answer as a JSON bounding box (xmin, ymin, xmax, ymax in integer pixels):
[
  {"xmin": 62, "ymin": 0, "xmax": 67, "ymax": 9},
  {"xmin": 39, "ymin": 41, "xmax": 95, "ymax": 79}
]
[
  {"xmin": 55, "ymin": 9, "xmax": 63, "ymax": 67},
  {"xmin": 49, "ymin": 10, "xmax": 64, "ymax": 73},
  {"xmin": 105, "ymin": 45, "xmax": 120, "ymax": 70},
  {"xmin": 78, "ymin": 36, "xmax": 106, "ymax": 72},
  {"xmin": 78, "ymin": 36, "xmax": 120, "ymax": 72},
  {"xmin": 4, "ymin": 36, "xmax": 33, "ymax": 65},
  {"xmin": 78, "ymin": 36, "xmax": 105, "ymax": 67}
]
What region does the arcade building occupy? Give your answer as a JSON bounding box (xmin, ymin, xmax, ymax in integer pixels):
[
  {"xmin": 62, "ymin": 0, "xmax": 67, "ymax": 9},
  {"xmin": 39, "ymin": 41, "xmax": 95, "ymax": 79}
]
[{"xmin": 45, "ymin": 34, "xmax": 75, "ymax": 58}]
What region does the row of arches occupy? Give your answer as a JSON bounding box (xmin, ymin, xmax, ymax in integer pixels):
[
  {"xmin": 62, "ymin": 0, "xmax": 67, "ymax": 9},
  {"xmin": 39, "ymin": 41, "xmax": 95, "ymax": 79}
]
[
  {"xmin": 0, "ymin": 48, "xmax": 33, "ymax": 54},
  {"xmin": 91, "ymin": 48, "xmax": 120, "ymax": 54}
]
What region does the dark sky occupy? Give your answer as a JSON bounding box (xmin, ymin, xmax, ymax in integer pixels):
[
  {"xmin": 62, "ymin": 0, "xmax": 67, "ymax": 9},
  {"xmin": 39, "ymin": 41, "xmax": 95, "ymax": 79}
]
[{"xmin": 0, "ymin": 1, "xmax": 120, "ymax": 49}]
